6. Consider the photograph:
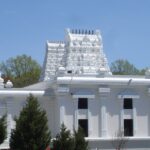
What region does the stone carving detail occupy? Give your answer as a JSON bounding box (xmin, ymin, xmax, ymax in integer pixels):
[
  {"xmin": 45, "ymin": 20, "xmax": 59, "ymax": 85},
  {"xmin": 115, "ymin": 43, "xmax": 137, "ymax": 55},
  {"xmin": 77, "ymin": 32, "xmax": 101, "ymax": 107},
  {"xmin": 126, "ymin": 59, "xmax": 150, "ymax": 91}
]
[
  {"xmin": 40, "ymin": 29, "xmax": 112, "ymax": 81},
  {"xmin": 40, "ymin": 42, "xmax": 65, "ymax": 81},
  {"xmin": 5, "ymin": 80, "xmax": 13, "ymax": 88}
]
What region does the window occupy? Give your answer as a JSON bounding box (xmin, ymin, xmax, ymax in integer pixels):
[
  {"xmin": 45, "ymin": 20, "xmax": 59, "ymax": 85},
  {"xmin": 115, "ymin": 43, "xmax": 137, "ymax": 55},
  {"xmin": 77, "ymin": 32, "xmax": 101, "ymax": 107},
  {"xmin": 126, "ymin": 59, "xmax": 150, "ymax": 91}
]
[
  {"xmin": 78, "ymin": 98, "xmax": 88, "ymax": 109},
  {"xmin": 78, "ymin": 119, "xmax": 88, "ymax": 137},
  {"xmin": 124, "ymin": 119, "xmax": 133, "ymax": 136},
  {"xmin": 67, "ymin": 70, "xmax": 72, "ymax": 74},
  {"xmin": 123, "ymin": 98, "xmax": 133, "ymax": 109}
]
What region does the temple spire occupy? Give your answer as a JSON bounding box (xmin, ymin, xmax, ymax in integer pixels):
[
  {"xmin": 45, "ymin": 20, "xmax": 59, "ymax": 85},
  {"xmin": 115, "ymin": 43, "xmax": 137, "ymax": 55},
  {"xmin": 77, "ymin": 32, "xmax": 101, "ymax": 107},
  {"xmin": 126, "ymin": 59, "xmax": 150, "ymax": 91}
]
[
  {"xmin": 40, "ymin": 28, "xmax": 112, "ymax": 81},
  {"xmin": 65, "ymin": 28, "xmax": 111, "ymax": 76}
]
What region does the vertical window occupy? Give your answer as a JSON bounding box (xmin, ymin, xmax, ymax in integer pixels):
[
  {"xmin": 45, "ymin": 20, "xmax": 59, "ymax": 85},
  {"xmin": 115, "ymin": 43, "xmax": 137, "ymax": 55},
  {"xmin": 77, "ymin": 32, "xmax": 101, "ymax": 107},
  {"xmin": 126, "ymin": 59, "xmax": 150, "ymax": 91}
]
[
  {"xmin": 78, "ymin": 119, "xmax": 88, "ymax": 137},
  {"xmin": 124, "ymin": 119, "xmax": 133, "ymax": 136},
  {"xmin": 123, "ymin": 98, "xmax": 133, "ymax": 109},
  {"xmin": 78, "ymin": 98, "xmax": 88, "ymax": 109}
]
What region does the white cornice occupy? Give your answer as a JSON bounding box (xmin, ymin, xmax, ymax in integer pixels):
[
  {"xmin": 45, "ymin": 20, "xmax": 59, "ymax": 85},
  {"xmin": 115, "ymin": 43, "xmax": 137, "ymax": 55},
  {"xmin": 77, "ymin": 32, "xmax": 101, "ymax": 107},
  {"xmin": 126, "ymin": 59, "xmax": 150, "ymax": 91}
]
[
  {"xmin": 0, "ymin": 90, "xmax": 45, "ymax": 96},
  {"xmin": 85, "ymin": 136, "xmax": 150, "ymax": 141},
  {"xmin": 57, "ymin": 76, "xmax": 150, "ymax": 85}
]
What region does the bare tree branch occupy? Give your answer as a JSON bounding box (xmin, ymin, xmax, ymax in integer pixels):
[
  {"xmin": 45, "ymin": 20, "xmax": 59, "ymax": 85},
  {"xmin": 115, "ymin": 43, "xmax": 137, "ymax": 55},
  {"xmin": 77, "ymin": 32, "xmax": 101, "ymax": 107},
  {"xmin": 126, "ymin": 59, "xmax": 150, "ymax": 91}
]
[{"xmin": 111, "ymin": 130, "xmax": 129, "ymax": 150}]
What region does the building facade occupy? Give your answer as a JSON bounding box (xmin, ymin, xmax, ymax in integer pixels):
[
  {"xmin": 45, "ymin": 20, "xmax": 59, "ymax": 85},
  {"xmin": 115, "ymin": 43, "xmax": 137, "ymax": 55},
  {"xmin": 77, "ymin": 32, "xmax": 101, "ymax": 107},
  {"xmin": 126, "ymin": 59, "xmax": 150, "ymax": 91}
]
[{"xmin": 0, "ymin": 29, "xmax": 150, "ymax": 149}]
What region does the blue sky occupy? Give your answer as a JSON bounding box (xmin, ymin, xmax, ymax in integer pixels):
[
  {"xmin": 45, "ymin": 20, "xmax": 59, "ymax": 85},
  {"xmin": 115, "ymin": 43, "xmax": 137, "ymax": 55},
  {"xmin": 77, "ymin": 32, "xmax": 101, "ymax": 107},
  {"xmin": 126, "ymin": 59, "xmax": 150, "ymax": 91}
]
[{"xmin": 0, "ymin": 0, "xmax": 150, "ymax": 69}]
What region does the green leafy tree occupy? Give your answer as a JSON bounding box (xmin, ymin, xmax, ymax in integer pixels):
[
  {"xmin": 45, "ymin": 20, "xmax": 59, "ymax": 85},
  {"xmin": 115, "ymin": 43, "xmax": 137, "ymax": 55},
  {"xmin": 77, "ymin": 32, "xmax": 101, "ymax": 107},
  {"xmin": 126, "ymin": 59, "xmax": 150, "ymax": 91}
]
[
  {"xmin": 0, "ymin": 54, "xmax": 41, "ymax": 87},
  {"xmin": 0, "ymin": 115, "xmax": 7, "ymax": 144},
  {"xmin": 10, "ymin": 94, "xmax": 51, "ymax": 150},
  {"xmin": 110, "ymin": 59, "xmax": 139, "ymax": 75},
  {"xmin": 74, "ymin": 127, "xmax": 88, "ymax": 150},
  {"xmin": 53, "ymin": 123, "xmax": 75, "ymax": 150}
]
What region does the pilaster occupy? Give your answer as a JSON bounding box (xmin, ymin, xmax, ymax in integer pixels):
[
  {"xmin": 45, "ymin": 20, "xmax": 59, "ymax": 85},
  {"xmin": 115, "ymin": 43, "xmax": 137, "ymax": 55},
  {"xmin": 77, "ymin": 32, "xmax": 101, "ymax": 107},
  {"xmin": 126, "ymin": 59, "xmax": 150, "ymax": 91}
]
[
  {"xmin": 133, "ymin": 106, "xmax": 137, "ymax": 135},
  {"xmin": 88, "ymin": 108, "xmax": 92, "ymax": 136},
  {"xmin": 101, "ymin": 104, "xmax": 108, "ymax": 137},
  {"xmin": 60, "ymin": 105, "xmax": 65, "ymax": 125},
  {"xmin": 120, "ymin": 108, "xmax": 124, "ymax": 132},
  {"xmin": 73, "ymin": 99, "xmax": 78, "ymax": 130}
]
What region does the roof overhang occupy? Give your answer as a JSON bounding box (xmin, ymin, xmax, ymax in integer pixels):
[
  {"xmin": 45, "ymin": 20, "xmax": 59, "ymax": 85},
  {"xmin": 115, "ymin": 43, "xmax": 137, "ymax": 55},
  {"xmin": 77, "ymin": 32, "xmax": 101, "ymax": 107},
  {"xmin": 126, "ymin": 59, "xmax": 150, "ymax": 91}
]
[
  {"xmin": 57, "ymin": 76, "xmax": 150, "ymax": 86},
  {"xmin": 0, "ymin": 90, "xmax": 45, "ymax": 96}
]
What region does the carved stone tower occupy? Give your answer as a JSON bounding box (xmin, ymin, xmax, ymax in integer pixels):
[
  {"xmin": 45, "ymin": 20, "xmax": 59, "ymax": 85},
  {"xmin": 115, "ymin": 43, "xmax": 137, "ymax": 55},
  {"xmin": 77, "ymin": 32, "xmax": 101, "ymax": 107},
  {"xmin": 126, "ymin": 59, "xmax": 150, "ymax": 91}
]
[
  {"xmin": 64, "ymin": 29, "xmax": 111, "ymax": 76},
  {"xmin": 40, "ymin": 28, "xmax": 111, "ymax": 81}
]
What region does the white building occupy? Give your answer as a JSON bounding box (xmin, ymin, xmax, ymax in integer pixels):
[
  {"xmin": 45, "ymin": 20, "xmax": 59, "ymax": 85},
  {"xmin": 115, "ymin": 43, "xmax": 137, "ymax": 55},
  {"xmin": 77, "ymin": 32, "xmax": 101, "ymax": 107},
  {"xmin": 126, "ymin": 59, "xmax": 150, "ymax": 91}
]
[{"xmin": 0, "ymin": 29, "xmax": 150, "ymax": 149}]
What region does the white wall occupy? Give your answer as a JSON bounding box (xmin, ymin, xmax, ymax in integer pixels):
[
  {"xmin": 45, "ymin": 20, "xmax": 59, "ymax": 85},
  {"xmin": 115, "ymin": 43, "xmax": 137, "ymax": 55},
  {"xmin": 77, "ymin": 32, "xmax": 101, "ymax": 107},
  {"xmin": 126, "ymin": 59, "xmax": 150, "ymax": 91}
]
[{"xmin": 55, "ymin": 83, "xmax": 150, "ymax": 139}]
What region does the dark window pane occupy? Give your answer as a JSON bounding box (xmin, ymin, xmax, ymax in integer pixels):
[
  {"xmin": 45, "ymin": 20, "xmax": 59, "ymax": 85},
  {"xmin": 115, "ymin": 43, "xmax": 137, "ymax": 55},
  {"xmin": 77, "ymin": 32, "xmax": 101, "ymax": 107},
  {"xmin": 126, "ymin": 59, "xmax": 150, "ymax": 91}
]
[
  {"xmin": 67, "ymin": 70, "xmax": 72, "ymax": 73},
  {"xmin": 78, "ymin": 119, "xmax": 88, "ymax": 137},
  {"xmin": 124, "ymin": 119, "xmax": 133, "ymax": 136},
  {"xmin": 78, "ymin": 98, "xmax": 88, "ymax": 109},
  {"xmin": 124, "ymin": 98, "xmax": 133, "ymax": 109}
]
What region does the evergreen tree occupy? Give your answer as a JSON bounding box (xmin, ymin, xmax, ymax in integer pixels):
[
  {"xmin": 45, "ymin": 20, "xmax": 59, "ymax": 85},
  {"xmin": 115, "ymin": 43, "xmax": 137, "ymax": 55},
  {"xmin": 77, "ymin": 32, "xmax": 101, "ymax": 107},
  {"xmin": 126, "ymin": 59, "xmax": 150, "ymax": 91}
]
[
  {"xmin": 53, "ymin": 123, "xmax": 74, "ymax": 150},
  {"xmin": 0, "ymin": 115, "xmax": 7, "ymax": 144},
  {"xmin": 74, "ymin": 127, "xmax": 88, "ymax": 150},
  {"xmin": 10, "ymin": 94, "xmax": 51, "ymax": 150}
]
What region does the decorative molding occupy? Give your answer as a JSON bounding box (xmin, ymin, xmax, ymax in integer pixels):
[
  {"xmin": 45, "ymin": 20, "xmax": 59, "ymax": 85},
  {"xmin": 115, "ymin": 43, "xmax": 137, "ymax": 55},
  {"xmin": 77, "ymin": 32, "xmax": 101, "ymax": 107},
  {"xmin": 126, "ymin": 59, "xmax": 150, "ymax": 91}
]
[
  {"xmin": 99, "ymin": 87, "xmax": 110, "ymax": 93},
  {"xmin": 71, "ymin": 88, "xmax": 95, "ymax": 99},
  {"xmin": 57, "ymin": 87, "xmax": 69, "ymax": 93},
  {"xmin": 118, "ymin": 95, "xmax": 139, "ymax": 99},
  {"xmin": 118, "ymin": 89, "xmax": 140, "ymax": 99},
  {"xmin": 72, "ymin": 94, "xmax": 95, "ymax": 99}
]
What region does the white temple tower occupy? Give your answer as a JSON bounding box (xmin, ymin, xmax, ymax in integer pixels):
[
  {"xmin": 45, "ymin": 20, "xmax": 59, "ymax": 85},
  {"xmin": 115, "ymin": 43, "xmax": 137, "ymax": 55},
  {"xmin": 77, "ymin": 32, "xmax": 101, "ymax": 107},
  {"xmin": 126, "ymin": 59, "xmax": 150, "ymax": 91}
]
[
  {"xmin": 40, "ymin": 28, "xmax": 111, "ymax": 81},
  {"xmin": 64, "ymin": 28, "xmax": 111, "ymax": 76},
  {"xmin": 40, "ymin": 41, "xmax": 65, "ymax": 81}
]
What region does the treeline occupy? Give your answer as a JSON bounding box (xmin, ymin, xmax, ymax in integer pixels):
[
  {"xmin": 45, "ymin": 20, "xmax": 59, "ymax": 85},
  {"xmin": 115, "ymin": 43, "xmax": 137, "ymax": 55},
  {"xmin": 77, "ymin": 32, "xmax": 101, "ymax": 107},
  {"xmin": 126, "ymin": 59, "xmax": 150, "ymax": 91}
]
[
  {"xmin": 0, "ymin": 54, "xmax": 41, "ymax": 87},
  {"xmin": 110, "ymin": 59, "xmax": 147, "ymax": 75}
]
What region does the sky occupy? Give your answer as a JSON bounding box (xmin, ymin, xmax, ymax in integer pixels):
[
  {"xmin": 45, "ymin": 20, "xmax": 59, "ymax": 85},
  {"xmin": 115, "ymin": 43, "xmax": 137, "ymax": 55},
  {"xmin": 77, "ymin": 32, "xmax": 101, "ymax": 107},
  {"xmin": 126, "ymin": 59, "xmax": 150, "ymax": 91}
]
[{"xmin": 0, "ymin": 0, "xmax": 150, "ymax": 69}]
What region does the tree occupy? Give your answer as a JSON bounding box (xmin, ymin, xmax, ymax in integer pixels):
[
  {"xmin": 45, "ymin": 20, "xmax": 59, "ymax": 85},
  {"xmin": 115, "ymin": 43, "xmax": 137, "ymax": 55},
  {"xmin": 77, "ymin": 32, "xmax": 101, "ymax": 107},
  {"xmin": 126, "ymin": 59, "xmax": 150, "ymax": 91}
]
[
  {"xmin": 0, "ymin": 54, "xmax": 41, "ymax": 87},
  {"xmin": 0, "ymin": 115, "xmax": 7, "ymax": 144},
  {"xmin": 10, "ymin": 94, "xmax": 51, "ymax": 150},
  {"xmin": 111, "ymin": 130, "xmax": 129, "ymax": 150},
  {"xmin": 52, "ymin": 123, "xmax": 75, "ymax": 150},
  {"xmin": 74, "ymin": 127, "xmax": 88, "ymax": 150},
  {"xmin": 139, "ymin": 68, "xmax": 148, "ymax": 75},
  {"xmin": 110, "ymin": 59, "xmax": 139, "ymax": 75}
]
